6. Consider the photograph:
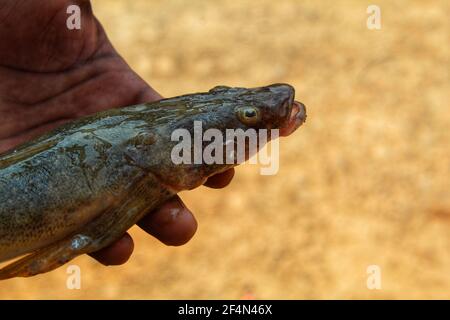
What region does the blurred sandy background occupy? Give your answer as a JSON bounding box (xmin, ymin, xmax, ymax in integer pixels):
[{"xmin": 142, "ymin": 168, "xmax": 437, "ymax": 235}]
[{"xmin": 1, "ymin": 0, "xmax": 449, "ymax": 299}]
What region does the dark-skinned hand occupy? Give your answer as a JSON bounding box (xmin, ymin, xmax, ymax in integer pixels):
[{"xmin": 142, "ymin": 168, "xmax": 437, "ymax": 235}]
[{"xmin": 0, "ymin": 0, "xmax": 235, "ymax": 266}]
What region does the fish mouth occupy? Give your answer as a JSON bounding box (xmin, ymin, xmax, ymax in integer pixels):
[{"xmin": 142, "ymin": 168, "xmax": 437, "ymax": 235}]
[{"xmin": 279, "ymin": 100, "xmax": 307, "ymax": 137}]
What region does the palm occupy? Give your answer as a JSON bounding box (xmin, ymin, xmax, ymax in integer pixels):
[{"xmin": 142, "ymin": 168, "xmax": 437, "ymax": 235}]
[{"xmin": 0, "ymin": 0, "xmax": 161, "ymax": 153}]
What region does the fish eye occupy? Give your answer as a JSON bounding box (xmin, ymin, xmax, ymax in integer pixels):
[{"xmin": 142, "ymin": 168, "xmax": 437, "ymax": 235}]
[{"xmin": 237, "ymin": 106, "xmax": 261, "ymax": 126}]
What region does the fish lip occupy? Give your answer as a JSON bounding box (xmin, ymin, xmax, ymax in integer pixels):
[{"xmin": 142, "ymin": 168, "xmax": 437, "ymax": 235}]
[{"xmin": 279, "ymin": 101, "xmax": 307, "ymax": 137}]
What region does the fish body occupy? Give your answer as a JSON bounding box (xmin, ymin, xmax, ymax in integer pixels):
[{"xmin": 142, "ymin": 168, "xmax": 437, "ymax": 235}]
[{"xmin": 0, "ymin": 83, "xmax": 306, "ymax": 279}]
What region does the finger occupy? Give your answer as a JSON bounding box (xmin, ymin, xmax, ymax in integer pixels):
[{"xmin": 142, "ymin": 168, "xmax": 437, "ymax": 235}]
[
  {"xmin": 89, "ymin": 232, "xmax": 134, "ymax": 266},
  {"xmin": 204, "ymin": 168, "xmax": 235, "ymax": 189},
  {"xmin": 138, "ymin": 195, "xmax": 197, "ymax": 246}
]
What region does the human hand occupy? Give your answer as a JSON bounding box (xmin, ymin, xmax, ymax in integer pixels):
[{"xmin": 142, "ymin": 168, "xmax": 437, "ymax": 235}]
[{"xmin": 0, "ymin": 0, "xmax": 234, "ymax": 266}]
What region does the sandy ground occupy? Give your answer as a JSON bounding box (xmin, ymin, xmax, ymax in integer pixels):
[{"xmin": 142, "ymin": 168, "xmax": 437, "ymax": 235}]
[{"xmin": 0, "ymin": 0, "xmax": 449, "ymax": 299}]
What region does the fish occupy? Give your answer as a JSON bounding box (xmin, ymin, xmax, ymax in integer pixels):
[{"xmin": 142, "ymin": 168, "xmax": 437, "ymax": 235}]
[{"xmin": 0, "ymin": 83, "xmax": 306, "ymax": 279}]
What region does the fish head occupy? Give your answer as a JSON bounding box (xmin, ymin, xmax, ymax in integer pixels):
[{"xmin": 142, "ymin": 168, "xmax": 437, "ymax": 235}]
[{"xmin": 140, "ymin": 84, "xmax": 307, "ymax": 191}]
